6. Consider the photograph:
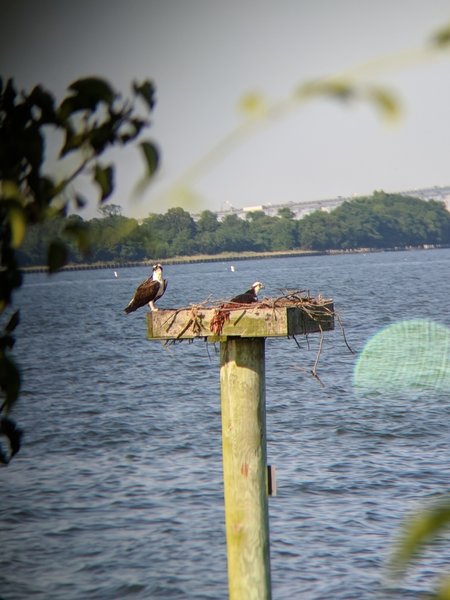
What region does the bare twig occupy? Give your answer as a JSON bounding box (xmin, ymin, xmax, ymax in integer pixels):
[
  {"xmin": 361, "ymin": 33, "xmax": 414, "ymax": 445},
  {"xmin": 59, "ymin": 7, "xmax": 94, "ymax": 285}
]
[
  {"xmin": 335, "ymin": 311, "xmax": 355, "ymax": 354},
  {"xmin": 310, "ymin": 325, "xmax": 325, "ymax": 387},
  {"xmin": 291, "ymin": 335, "xmax": 302, "ymax": 350}
]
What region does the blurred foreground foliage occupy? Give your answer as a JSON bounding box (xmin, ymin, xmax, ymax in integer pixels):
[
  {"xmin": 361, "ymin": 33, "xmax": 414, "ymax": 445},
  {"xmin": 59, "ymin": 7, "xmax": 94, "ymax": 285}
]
[
  {"xmin": 0, "ymin": 76, "xmax": 159, "ymax": 463},
  {"xmin": 391, "ymin": 495, "xmax": 450, "ymax": 600}
]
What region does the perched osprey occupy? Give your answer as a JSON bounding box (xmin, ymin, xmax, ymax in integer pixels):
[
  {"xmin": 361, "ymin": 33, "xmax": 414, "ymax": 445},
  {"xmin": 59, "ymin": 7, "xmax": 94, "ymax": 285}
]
[
  {"xmin": 230, "ymin": 281, "xmax": 264, "ymax": 304},
  {"xmin": 124, "ymin": 264, "xmax": 168, "ymax": 313}
]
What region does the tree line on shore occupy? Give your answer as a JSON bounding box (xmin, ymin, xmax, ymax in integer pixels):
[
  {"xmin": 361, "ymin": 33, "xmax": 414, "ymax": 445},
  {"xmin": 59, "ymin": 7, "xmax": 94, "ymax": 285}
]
[{"xmin": 17, "ymin": 191, "xmax": 450, "ymax": 266}]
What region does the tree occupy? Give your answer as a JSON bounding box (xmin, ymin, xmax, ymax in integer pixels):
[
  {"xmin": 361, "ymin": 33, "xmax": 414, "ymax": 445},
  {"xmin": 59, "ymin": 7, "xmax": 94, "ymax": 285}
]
[
  {"xmin": 156, "ymin": 208, "xmax": 197, "ymax": 255},
  {"xmin": 98, "ymin": 203, "xmax": 123, "ymax": 218},
  {"xmin": 271, "ymin": 217, "xmax": 298, "ymax": 250},
  {"xmin": 277, "ymin": 207, "xmax": 295, "ymax": 220},
  {"xmin": 197, "ymin": 210, "xmax": 219, "ymax": 233},
  {"xmin": 161, "ymin": 207, "xmax": 196, "ymax": 239},
  {"xmin": 0, "ymin": 76, "xmax": 159, "ymax": 463},
  {"xmin": 88, "ymin": 214, "xmax": 139, "ymax": 262},
  {"xmin": 196, "ymin": 211, "xmax": 221, "ymax": 254},
  {"xmin": 215, "ymin": 214, "xmax": 253, "ymax": 252},
  {"xmin": 247, "ymin": 212, "xmax": 277, "ymax": 251},
  {"xmin": 298, "ymin": 210, "xmax": 336, "ymax": 250}
]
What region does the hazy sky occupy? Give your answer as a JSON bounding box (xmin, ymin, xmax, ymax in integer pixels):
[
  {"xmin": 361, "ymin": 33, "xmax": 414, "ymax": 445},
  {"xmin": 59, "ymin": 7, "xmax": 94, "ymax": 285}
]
[{"xmin": 2, "ymin": 0, "xmax": 450, "ymax": 219}]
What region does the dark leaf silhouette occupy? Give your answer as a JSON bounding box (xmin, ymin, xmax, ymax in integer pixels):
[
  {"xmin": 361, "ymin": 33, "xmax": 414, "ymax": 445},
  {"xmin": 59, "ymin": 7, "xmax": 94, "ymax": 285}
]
[
  {"xmin": 5, "ymin": 311, "xmax": 20, "ymax": 334},
  {"xmin": 0, "ymin": 354, "xmax": 21, "ymax": 411},
  {"xmin": 94, "ymin": 164, "xmax": 114, "ymax": 202},
  {"xmin": 140, "ymin": 141, "xmax": 159, "ymax": 177},
  {"xmin": 133, "ymin": 80, "xmax": 156, "ymax": 110},
  {"xmin": 0, "ymin": 416, "xmax": 23, "ymax": 464},
  {"xmin": 47, "ymin": 239, "xmax": 68, "ymax": 272}
]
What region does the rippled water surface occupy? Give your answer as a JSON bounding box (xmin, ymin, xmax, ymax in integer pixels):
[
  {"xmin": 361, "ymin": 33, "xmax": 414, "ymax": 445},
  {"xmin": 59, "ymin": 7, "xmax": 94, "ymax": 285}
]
[{"xmin": 2, "ymin": 248, "xmax": 450, "ymax": 599}]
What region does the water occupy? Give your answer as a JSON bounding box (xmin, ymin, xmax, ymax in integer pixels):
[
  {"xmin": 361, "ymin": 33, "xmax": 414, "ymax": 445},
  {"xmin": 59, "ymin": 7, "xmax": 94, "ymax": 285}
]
[{"xmin": 2, "ymin": 248, "xmax": 450, "ymax": 599}]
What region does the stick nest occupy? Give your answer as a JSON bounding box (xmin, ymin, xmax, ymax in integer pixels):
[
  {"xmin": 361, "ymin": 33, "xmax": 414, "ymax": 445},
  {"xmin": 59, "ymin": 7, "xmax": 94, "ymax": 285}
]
[{"xmin": 157, "ymin": 290, "xmax": 352, "ymax": 385}]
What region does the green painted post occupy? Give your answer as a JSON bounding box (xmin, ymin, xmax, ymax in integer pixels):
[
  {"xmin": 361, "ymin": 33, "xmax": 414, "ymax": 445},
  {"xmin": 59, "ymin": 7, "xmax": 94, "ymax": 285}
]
[{"xmin": 220, "ymin": 336, "xmax": 272, "ymax": 600}]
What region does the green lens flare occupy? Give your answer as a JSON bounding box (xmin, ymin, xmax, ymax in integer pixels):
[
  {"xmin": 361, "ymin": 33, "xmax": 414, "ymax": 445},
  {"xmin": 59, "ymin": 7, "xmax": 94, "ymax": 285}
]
[{"xmin": 354, "ymin": 319, "xmax": 450, "ymax": 392}]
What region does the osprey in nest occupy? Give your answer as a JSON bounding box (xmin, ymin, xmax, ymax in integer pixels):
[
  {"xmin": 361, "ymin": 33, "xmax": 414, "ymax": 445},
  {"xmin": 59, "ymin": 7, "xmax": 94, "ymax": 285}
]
[
  {"xmin": 124, "ymin": 263, "xmax": 168, "ymax": 313},
  {"xmin": 230, "ymin": 281, "xmax": 264, "ymax": 304}
]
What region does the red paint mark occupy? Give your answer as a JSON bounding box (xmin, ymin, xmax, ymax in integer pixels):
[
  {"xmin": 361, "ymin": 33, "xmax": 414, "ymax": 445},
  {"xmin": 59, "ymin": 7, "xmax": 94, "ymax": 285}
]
[{"xmin": 241, "ymin": 463, "xmax": 249, "ymax": 477}]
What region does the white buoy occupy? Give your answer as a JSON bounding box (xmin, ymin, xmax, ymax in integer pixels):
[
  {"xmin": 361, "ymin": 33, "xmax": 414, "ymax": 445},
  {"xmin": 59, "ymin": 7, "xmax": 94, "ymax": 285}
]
[
  {"xmin": 230, "ymin": 265, "xmax": 235, "ymax": 272},
  {"xmin": 114, "ymin": 271, "xmax": 119, "ymax": 278}
]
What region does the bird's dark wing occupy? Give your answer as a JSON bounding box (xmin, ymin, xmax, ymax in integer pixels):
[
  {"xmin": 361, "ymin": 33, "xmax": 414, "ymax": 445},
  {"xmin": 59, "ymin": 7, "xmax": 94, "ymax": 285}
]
[
  {"xmin": 124, "ymin": 278, "xmax": 159, "ymax": 313},
  {"xmin": 159, "ymin": 278, "xmax": 168, "ymax": 299},
  {"xmin": 230, "ymin": 289, "xmax": 256, "ymax": 304}
]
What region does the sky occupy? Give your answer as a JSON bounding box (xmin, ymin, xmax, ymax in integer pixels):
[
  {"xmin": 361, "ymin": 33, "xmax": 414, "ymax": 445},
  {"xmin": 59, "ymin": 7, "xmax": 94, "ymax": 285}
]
[{"xmin": 1, "ymin": 0, "xmax": 450, "ymax": 220}]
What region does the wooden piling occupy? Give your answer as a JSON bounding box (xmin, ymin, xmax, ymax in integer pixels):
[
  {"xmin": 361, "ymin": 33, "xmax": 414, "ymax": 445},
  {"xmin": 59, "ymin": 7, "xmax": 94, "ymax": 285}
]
[
  {"xmin": 220, "ymin": 337, "xmax": 271, "ymax": 600},
  {"xmin": 146, "ymin": 299, "xmax": 334, "ymax": 598}
]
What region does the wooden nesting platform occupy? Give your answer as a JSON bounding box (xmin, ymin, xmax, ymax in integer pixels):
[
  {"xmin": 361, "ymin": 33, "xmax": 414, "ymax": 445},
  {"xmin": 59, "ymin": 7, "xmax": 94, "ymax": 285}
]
[{"xmin": 147, "ymin": 298, "xmax": 334, "ymax": 341}]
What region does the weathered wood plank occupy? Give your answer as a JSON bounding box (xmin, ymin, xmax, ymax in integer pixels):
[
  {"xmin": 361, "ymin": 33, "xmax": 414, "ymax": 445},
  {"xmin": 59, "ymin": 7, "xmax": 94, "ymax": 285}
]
[{"xmin": 147, "ymin": 301, "xmax": 334, "ymax": 340}]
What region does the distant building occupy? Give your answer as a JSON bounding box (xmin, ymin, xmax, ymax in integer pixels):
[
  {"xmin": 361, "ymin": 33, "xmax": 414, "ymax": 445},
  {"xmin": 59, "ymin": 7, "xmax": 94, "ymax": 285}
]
[
  {"xmin": 205, "ymin": 185, "xmax": 450, "ymax": 221},
  {"xmin": 242, "ymin": 205, "xmax": 265, "ymax": 214}
]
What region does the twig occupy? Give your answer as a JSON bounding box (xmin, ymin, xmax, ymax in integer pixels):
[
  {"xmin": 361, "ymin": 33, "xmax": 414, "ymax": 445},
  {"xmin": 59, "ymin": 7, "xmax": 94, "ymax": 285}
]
[
  {"xmin": 154, "ymin": 290, "xmax": 348, "ymax": 389},
  {"xmin": 291, "ymin": 335, "xmax": 302, "ymax": 350},
  {"xmin": 335, "ymin": 311, "xmax": 355, "ymax": 354},
  {"xmin": 310, "ymin": 325, "xmax": 325, "ymax": 387}
]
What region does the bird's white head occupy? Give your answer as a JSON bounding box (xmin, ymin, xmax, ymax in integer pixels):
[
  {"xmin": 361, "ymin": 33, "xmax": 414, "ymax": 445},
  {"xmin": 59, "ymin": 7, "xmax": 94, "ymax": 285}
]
[
  {"xmin": 152, "ymin": 263, "xmax": 163, "ymax": 282},
  {"xmin": 252, "ymin": 281, "xmax": 264, "ymax": 296}
]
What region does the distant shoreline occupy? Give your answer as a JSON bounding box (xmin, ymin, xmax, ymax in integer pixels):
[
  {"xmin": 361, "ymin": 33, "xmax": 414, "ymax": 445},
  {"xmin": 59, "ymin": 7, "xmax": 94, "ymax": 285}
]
[{"xmin": 20, "ymin": 244, "xmax": 448, "ymax": 273}]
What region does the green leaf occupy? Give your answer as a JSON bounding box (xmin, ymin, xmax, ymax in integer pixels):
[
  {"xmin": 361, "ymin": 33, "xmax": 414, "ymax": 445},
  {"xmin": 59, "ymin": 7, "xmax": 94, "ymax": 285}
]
[
  {"xmin": 431, "ymin": 24, "xmax": 450, "ymax": 47},
  {"xmin": 238, "ymin": 92, "xmax": 267, "ymax": 117},
  {"xmin": 140, "ymin": 141, "xmax": 159, "ymax": 177},
  {"xmin": 47, "ymin": 239, "xmax": 68, "ymax": 273},
  {"xmin": 2, "ymin": 78, "xmax": 17, "ymax": 111},
  {"xmin": 0, "ymin": 265, "xmax": 22, "ymax": 313},
  {"xmin": 131, "ymin": 118, "xmax": 148, "ymax": 132},
  {"xmin": 6, "ymin": 202, "xmax": 26, "ymax": 249},
  {"xmin": 433, "ymin": 577, "xmax": 450, "ymax": 600},
  {"xmin": 29, "ymin": 85, "xmax": 56, "ymax": 123},
  {"xmin": 68, "ymin": 77, "xmax": 116, "ymax": 106},
  {"xmin": 391, "ymin": 497, "xmax": 450, "ymax": 572},
  {"xmin": 5, "ymin": 310, "xmax": 20, "ymax": 334},
  {"xmin": 63, "ymin": 221, "xmax": 91, "ymax": 253},
  {"xmin": 60, "ymin": 124, "xmax": 86, "ymax": 157},
  {"xmin": 0, "ymin": 354, "xmax": 21, "ymax": 412},
  {"xmin": 367, "ymin": 86, "xmax": 401, "ymax": 121},
  {"xmin": 0, "ymin": 334, "xmax": 15, "ymax": 351},
  {"xmin": 297, "ymin": 79, "xmax": 355, "ymax": 101},
  {"xmin": 23, "ymin": 124, "xmax": 45, "ymax": 170},
  {"xmin": 89, "ymin": 124, "xmax": 114, "ymax": 154},
  {"xmin": 133, "ymin": 80, "xmax": 156, "ymax": 110},
  {"xmin": 58, "ymin": 78, "xmax": 117, "ymax": 119},
  {"xmin": 94, "ymin": 164, "xmax": 114, "ymax": 202},
  {"xmin": 0, "ymin": 416, "xmax": 23, "ymax": 463},
  {"xmin": 57, "ymin": 95, "xmax": 87, "ymax": 119},
  {"xmin": 120, "ymin": 117, "xmax": 149, "ymax": 144}
]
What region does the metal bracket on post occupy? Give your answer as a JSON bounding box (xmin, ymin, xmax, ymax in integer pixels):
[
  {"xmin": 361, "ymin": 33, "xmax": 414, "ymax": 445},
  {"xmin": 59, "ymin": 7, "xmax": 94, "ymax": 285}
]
[{"xmin": 267, "ymin": 465, "xmax": 277, "ymax": 497}]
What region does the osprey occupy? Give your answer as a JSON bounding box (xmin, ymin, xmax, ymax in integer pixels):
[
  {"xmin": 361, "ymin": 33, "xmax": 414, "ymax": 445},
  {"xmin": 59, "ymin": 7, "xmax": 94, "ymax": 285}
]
[
  {"xmin": 230, "ymin": 281, "xmax": 264, "ymax": 304},
  {"xmin": 124, "ymin": 263, "xmax": 168, "ymax": 313}
]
